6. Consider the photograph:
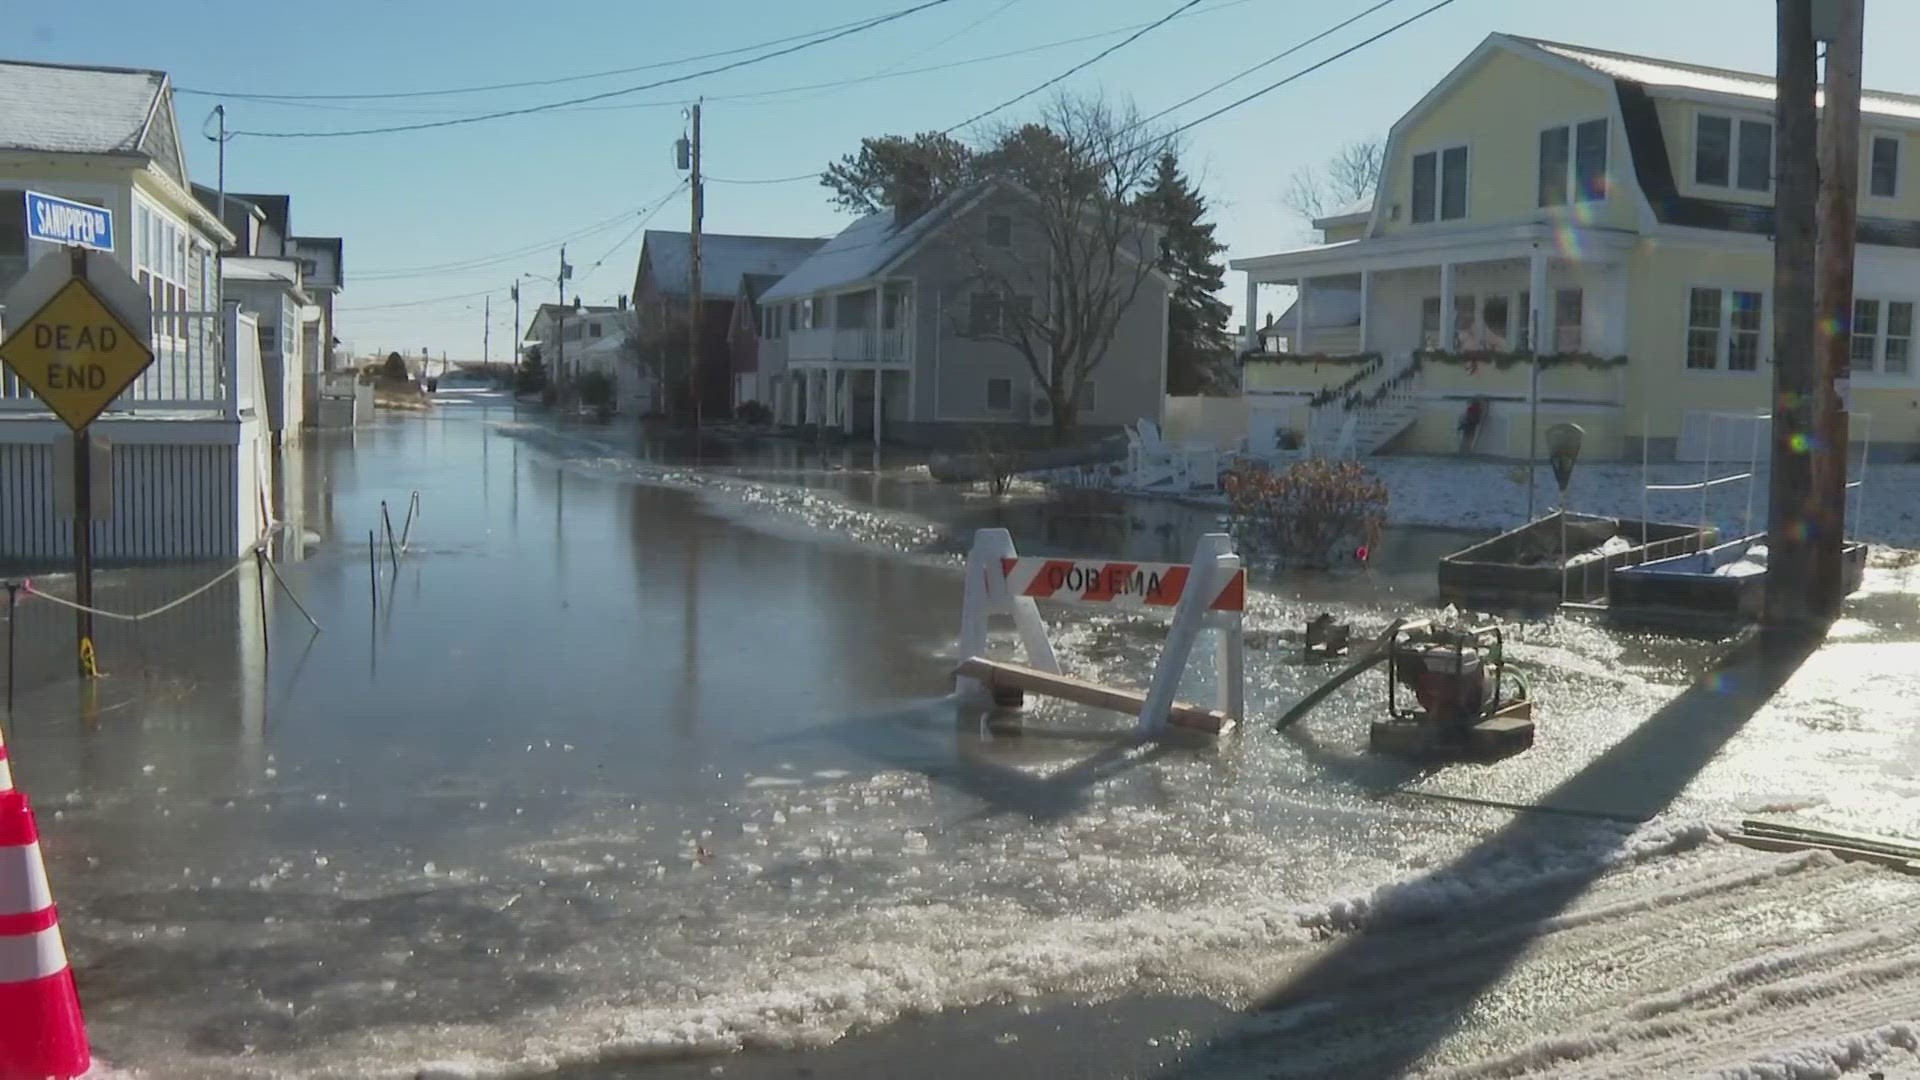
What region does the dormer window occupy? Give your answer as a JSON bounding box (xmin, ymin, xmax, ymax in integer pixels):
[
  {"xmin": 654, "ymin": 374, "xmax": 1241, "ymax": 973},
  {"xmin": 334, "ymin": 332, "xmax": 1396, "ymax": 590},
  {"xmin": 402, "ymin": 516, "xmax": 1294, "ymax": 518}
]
[{"xmin": 1695, "ymin": 114, "xmax": 1773, "ymax": 193}]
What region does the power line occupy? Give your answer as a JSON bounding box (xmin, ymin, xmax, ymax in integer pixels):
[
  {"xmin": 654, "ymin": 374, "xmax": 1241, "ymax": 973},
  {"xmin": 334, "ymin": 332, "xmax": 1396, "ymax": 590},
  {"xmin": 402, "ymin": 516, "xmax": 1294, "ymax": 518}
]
[
  {"xmin": 232, "ymin": 0, "xmax": 958, "ymax": 139},
  {"xmin": 178, "ymin": 8, "xmax": 910, "ymax": 102},
  {"xmin": 339, "ymin": 286, "xmax": 503, "ymax": 313},
  {"xmin": 580, "ymin": 181, "xmax": 691, "ymax": 280},
  {"xmin": 942, "ymin": 0, "xmax": 1207, "ymax": 134},
  {"xmin": 707, "ymin": 172, "xmax": 819, "ymax": 185},
  {"xmin": 199, "ymin": 0, "xmax": 1260, "ymax": 124},
  {"xmin": 1151, "ymin": 0, "xmax": 1465, "ymax": 144},
  {"xmin": 1135, "ymin": 0, "xmax": 1406, "ymax": 128},
  {"xmin": 355, "ymin": 205, "xmax": 647, "ymax": 281}
]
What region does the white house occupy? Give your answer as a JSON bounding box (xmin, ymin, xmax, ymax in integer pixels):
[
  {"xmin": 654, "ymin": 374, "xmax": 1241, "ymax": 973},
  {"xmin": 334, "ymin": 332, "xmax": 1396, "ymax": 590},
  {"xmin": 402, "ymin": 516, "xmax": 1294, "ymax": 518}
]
[{"xmin": 0, "ymin": 58, "xmax": 272, "ymax": 562}]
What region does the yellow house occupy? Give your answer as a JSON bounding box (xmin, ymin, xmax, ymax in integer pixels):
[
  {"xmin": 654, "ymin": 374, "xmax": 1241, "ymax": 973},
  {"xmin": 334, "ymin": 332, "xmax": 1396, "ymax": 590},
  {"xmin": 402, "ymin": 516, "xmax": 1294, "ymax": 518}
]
[{"xmin": 1232, "ymin": 33, "xmax": 1920, "ymax": 462}]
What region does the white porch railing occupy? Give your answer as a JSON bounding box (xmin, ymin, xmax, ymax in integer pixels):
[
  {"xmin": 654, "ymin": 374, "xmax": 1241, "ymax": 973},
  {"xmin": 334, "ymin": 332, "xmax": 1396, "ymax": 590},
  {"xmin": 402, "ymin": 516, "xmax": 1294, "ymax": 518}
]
[
  {"xmin": 787, "ymin": 326, "xmax": 911, "ymax": 365},
  {"xmin": 0, "ymin": 306, "xmax": 256, "ymax": 417}
]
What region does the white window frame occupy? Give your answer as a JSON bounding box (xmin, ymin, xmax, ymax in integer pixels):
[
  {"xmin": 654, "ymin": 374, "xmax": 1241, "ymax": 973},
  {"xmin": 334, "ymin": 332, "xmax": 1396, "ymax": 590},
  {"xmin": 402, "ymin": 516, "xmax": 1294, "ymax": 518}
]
[
  {"xmin": 1682, "ymin": 284, "xmax": 1767, "ymax": 375},
  {"xmin": 1693, "ymin": 112, "xmax": 1774, "ymax": 193},
  {"xmin": 1538, "ymin": 118, "xmax": 1609, "ymax": 207},
  {"xmin": 1848, "ymin": 296, "xmax": 1915, "ymax": 380},
  {"xmin": 132, "ymin": 194, "xmax": 189, "ymax": 350},
  {"xmin": 1867, "ymin": 134, "xmax": 1901, "ymax": 201},
  {"xmin": 1409, "ymin": 143, "xmax": 1470, "ymax": 225}
]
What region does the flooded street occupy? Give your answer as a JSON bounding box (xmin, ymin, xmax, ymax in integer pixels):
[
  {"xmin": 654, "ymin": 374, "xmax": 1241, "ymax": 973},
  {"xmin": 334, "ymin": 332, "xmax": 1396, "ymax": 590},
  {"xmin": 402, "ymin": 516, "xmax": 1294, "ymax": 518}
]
[{"xmin": 7, "ymin": 393, "xmax": 1920, "ymax": 1079}]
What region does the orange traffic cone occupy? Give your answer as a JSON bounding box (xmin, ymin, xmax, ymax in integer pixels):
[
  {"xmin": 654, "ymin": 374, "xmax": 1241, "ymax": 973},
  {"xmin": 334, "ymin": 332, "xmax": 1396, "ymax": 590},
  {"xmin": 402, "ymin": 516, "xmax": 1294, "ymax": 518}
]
[{"xmin": 0, "ymin": 731, "xmax": 90, "ymax": 1079}]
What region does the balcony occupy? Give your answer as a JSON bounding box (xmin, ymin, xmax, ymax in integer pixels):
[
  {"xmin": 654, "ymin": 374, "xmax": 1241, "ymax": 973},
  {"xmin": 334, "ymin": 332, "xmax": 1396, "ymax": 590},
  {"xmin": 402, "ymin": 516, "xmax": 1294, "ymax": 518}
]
[{"xmin": 787, "ymin": 326, "xmax": 911, "ymax": 366}]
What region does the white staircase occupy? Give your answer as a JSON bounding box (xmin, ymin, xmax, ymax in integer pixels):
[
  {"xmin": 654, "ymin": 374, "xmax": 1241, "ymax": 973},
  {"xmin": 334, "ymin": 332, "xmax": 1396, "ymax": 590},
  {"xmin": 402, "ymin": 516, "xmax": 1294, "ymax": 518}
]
[{"xmin": 1307, "ymin": 354, "xmax": 1424, "ymax": 459}]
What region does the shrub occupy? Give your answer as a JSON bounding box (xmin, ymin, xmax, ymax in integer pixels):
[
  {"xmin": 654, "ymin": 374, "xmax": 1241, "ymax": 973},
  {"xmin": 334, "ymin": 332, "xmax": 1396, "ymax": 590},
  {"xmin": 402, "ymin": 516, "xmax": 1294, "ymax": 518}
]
[
  {"xmin": 577, "ymin": 371, "xmax": 617, "ymax": 421},
  {"xmin": 968, "ymin": 426, "xmax": 1020, "ymax": 498},
  {"xmin": 381, "ymin": 352, "xmax": 409, "ymax": 382},
  {"xmin": 1222, "ymin": 458, "xmax": 1387, "ymax": 568},
  {"xmin": 516, "ymin": 356, "xmax": 549, "ymax": 393},
  {"xmin": 736, "ymin": 400, "xmax": 774, "ymax": 425}
]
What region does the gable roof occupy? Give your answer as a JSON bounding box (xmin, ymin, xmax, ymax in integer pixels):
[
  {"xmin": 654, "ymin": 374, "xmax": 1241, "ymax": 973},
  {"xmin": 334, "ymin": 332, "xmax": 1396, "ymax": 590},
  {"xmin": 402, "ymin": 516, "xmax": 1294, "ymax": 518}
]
[
  {"xmin": 1259, "ymin": 286, "xmax": 1364, "ymax": 339},
  {"xmin": 230, "ymin": 192, "xmax": 291, "ymax": 239},
  {"xmin": 222, "ymin": 256, "xmax": 310, "ymax": 303},
  {"xmin": 1512, "ymin": 36, "xmax": 1920, "ymax": 122},
  {"xmin": 1368, "ymin": 33, "xmax": 1920, "ymax": 250},
  {"xmin": 760, "ymin": 184, "xmax": 995, "ymax": 302},
  {"xmin": 639, "ymin": 231, "xmax": 825, "ymax": 299},
  {"xmin": 0, "ymin": 59, "xmax": 171, "ymax": 156},
  {"xmin": 1312, "ymin": 195, "xmax": 1375, "ymax": 230},
  {"xmin": 738, "ymin": 272, "xmax": 784, "ymax": 305}
]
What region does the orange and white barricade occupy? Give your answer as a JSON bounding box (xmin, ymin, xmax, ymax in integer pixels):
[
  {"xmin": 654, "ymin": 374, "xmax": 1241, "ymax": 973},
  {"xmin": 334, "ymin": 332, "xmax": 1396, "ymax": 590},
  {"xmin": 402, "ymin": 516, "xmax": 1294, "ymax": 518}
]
[
  {"xmin": 0, "ymin": 729, "xmax": 90, "ymax": 1079},
  {"xmin": 955, "ymin": 528, "xmax": 1245, "ymax": 736}
]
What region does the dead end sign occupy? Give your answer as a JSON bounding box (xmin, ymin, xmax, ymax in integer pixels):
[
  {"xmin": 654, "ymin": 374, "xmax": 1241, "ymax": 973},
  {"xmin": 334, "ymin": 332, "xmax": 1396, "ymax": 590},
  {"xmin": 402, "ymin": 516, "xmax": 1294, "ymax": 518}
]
[{"xmin": 0, "ymin": 276, "xmax": 155, "ymax": 431}]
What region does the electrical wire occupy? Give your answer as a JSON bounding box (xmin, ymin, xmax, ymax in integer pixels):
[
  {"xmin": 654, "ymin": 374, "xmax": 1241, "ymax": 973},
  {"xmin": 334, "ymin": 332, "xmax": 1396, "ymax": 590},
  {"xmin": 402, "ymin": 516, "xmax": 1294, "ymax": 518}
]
[
  {"xmin": 941, "ymin": 0, "xmax": 1207, "ymax": 134},
  {"xmin": 231, "ymin": 0, "xmax": 958, "ymax": 138},
  {"xmin": 179, "ymin": 7, "xmax": 921, "ymax": 101},
  {"xmin": 578, "ymin": 181, "xmax": 691, "ymax": 281},
  {"xmin": 1134, "ymin": 0, "xmax": 1406, "ymax": 128},
  {"xmin": 1149, "ymin": 0, "xmax": 1464, "ymax": 145},
  {"xmin": 356, "ymin": 205, "xmax": 649, "ymax": 281},
  {"xmin": 339, "ymin": 287, "xmax": 504, "ymax": 313}
]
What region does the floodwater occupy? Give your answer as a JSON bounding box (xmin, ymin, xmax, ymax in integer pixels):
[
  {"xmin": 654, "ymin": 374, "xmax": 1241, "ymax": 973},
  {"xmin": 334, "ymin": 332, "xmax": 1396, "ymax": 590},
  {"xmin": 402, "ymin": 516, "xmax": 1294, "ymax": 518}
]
[{"xmin": 4, "ymin": 390, "xmax": 1920, "ymax": 1079}]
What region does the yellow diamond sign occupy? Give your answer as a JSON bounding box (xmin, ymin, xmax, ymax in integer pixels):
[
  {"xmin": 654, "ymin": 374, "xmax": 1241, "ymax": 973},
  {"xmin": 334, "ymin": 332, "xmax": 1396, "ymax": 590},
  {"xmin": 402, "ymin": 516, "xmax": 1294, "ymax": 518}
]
[{"xmin": 0, "ymin": 276, "xmax": 155, "ymax": 431}]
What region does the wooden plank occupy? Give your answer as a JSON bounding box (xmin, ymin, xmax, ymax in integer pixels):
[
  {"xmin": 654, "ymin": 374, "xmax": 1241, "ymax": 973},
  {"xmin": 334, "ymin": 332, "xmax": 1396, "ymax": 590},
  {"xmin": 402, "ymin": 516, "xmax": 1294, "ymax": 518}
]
[
  {"xmin": 1728, "ymin": 831, "xmax": 1920, "ymax": 874},
  {"xmin": 954, "ymin": 656, "xmax": 1228, "ymax": 733},
  {"xmin": 1739, "ymin": 819, "xmax": 1920, "ymax": 862}
]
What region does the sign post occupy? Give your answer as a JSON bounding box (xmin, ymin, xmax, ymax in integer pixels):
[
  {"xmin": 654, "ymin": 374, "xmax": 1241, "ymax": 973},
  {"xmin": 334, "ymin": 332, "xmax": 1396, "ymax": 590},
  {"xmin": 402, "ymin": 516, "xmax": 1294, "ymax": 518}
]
[
  {"xmin": 0, "ymin": 245, "xmax": 154, "ymax": 676},
  {"xmin": 1546, "ymin": 422, "xmax": 1587, "ymax": 604}
]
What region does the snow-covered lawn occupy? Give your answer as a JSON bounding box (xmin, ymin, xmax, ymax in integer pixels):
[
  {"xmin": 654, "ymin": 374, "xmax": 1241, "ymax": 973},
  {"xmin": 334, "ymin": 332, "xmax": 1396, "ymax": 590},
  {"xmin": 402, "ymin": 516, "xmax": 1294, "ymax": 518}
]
[{"xmin": 1064, "ymin": 454, "xmax": 1920, "ymax": 550}]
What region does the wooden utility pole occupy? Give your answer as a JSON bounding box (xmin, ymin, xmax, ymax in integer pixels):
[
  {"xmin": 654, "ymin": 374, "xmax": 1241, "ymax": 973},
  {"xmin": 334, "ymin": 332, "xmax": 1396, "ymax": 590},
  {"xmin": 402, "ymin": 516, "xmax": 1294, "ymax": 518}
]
[
  {"xmin": 688, "ymin": 101, "xmax": 705, "ymax": 433},
  {"xmin": 1811, "ymin": 0, "xmax": 1863, "ymax": 613},
  {"xmin": 1764, "ymin": 0, "xmax": 1822, "ymax": 629}
]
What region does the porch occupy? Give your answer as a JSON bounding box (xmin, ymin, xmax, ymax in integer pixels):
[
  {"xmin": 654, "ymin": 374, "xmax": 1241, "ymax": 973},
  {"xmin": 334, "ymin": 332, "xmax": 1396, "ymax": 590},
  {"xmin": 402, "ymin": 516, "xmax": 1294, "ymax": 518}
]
[
  {"xmin": 1232, "ymin": 223, "xmax": 1637, "ymax": 458},
  {"xmin": 777, "ymin": 365, "xmax": 911, "ymax": 447}
]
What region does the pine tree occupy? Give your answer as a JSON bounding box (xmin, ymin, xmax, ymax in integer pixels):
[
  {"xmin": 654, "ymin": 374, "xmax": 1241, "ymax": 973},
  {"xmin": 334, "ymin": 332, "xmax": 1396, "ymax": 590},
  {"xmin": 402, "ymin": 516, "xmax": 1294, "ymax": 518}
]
[{"xmin": 1136, "ymin": 152, "xmax": 1233, "ymax": 395}]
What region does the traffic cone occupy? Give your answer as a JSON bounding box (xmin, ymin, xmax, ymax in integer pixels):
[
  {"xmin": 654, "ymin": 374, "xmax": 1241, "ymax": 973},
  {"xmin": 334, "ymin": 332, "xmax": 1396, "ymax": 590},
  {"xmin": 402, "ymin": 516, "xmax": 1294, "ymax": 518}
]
[{"xmin": 0, "ymin": 730, "xmax": 90, "ymax": 1080}]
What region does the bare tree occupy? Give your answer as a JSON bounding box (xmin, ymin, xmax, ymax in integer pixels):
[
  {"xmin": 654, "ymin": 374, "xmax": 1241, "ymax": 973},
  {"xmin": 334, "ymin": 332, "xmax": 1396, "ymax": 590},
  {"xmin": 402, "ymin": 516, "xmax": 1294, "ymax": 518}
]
[
  {"xmin": 1281, "ymin": 137, "xmax": 1386, "ymax": 228},
  {"xmin": 950, "ymin": 94, "xmax": 1172, "ymax": 444},
  {"xmin": 617, "ymin": 306, "xmax": 687, "ymax": 420}
]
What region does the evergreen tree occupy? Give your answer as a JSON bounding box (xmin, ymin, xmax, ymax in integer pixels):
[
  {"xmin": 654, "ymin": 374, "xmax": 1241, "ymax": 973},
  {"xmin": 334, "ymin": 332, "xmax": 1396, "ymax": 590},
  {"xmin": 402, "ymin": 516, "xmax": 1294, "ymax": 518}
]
[{"xmin": 1136, "ymin": 153, "xmax": 1232, "ymax": 395}]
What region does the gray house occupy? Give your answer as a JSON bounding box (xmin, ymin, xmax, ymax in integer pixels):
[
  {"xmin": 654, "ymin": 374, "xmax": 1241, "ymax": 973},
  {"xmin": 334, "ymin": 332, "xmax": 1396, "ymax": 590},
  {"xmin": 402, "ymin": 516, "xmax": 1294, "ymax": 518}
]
[{"xmin": 757, "ymin": 181, "xmax": 1170, "ymax": 446}]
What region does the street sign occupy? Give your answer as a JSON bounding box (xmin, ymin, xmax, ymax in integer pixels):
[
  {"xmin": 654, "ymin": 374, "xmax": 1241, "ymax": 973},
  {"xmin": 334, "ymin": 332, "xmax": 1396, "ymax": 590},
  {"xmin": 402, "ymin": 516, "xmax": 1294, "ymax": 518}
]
[
  {"xmin": 24, "ymin": 191, "xmax": 113, "ymax": 253},
  {"xmin": 1546, "ymin": 422, "xmax": 1586, "ymax": 494},
  {"xmin": 0, "ymin": 276, "xmax": 155, "ymax": 431}
]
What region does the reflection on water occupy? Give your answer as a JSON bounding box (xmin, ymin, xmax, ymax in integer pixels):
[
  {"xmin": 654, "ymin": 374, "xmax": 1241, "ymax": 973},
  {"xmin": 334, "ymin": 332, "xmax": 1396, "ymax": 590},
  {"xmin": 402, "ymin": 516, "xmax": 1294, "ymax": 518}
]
[{"xmin": 4, "ymin": 399, "xmax": 1913, "ymax": 1079}]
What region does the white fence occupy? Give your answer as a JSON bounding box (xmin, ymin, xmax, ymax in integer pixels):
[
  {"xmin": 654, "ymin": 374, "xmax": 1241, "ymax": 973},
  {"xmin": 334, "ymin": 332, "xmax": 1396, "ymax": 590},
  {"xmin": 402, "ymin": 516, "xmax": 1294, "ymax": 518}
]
[
  {"xmin": 786, "ymin": 326, "xmax": 911, "ymax": 365},
  {"xmin": 0, "ymin": 306, "xmax": 258, "ymax": 416}
]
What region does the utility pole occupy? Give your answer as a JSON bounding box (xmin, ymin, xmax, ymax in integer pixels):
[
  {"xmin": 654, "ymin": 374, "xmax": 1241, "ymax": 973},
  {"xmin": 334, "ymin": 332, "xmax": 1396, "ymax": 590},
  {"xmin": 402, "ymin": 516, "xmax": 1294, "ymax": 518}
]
[
  {"xmin": 511, "ymin": 283, "xmax": 521, "ymax": 375},
  {"xmin": 688, "ymin": 101, "xmax": 704, "ymax": 433},
  {"xmin": 1811, "ymin": 0, "xmax": 1863, "ymax": 615},
  {"xmin": 1764, "ymin": 0, "xmax": 1822, "ymax": 630},
  {"xmin": 483, "ymin": 294, "xmax": 491, "ymax": 366},
  {"xmin": 558, "ymin": 247, "xmax": 567, "ymax": 390}
]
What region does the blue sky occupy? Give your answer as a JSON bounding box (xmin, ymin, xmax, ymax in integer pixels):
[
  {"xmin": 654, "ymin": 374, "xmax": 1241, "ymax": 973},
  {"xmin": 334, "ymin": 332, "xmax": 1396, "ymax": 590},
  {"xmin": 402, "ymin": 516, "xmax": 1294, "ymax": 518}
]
[{"xmin": 21, "ymin": 0, "xmax": 1920, "ymax": 357}]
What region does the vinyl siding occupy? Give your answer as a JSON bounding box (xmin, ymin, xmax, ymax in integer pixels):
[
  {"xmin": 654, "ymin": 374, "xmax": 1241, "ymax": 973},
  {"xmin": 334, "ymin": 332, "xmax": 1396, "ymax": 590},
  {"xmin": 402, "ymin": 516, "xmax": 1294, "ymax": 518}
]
[{"xmin": 1380, "ymin": 50, "xmax": 1637, "ymax": 237}]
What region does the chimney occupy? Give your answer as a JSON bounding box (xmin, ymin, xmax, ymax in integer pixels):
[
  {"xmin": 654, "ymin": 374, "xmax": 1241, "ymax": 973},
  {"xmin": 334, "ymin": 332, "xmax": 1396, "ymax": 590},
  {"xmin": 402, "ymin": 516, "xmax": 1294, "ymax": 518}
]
[
  {"xmin": 618, "ymin": 294, "xmax": 628, "ymax": 311},
  {"xmin": 893, "ymin": 160, "xmax": 934, "ymax": 224}
]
